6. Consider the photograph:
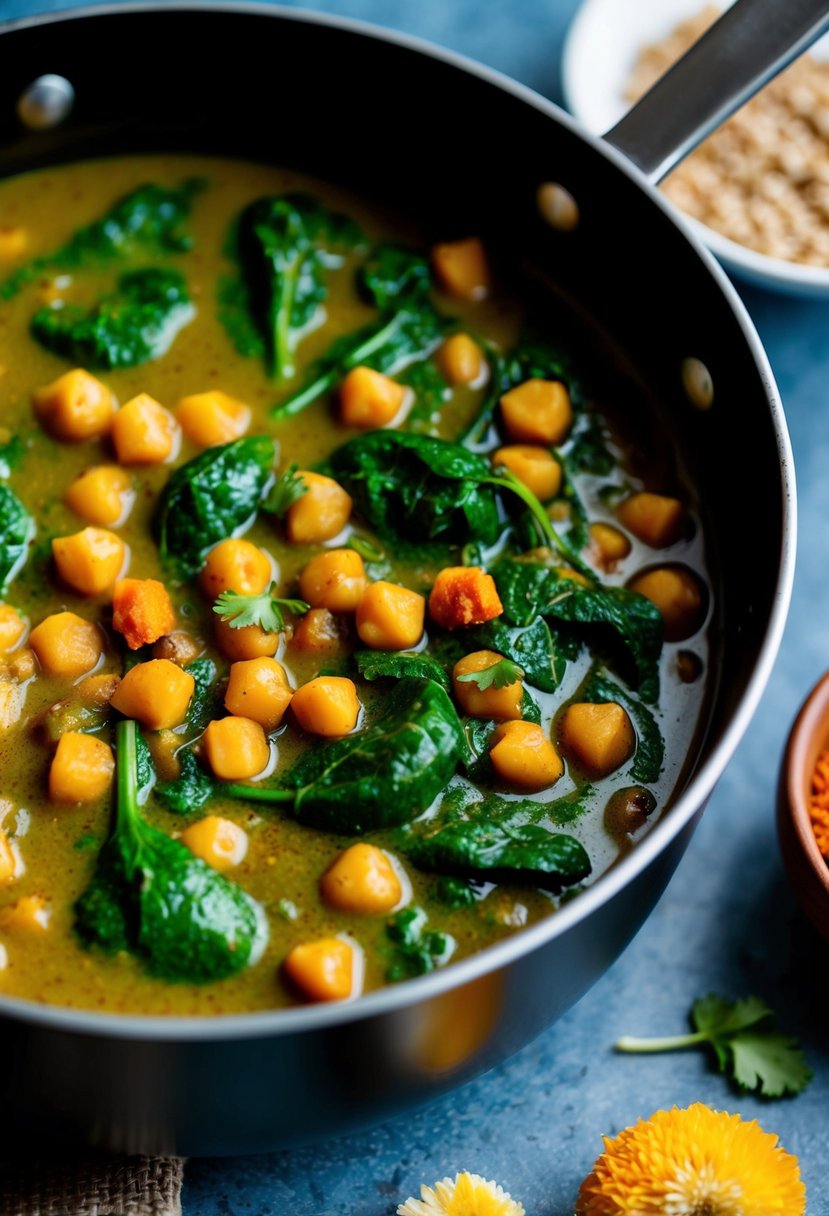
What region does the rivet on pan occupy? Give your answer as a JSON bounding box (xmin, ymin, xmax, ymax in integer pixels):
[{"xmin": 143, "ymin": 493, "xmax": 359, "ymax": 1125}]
[
  {"xmin": 536, "ymin": 182, "xmax": 580, "ymax": 232},
  {"xmin": 17, "ymin": 75, "xmax": 75, "ymax": 131},
  {"xmin": 681, "ymin": 357, "xmax": 714, "ymax": 409}
]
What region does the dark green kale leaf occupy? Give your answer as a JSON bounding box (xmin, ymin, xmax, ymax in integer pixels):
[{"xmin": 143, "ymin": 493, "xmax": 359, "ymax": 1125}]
[
  {"xmin": 221, "ymin": 193, "xmax": 363, "ymax": 381},
  {"xmin": 0, "ymin": 482, "xmax": 34, "ymax": 594},
  {"xmin": 384, "ymin": 905, "xmax": 455, "ymax": 982},
  {"xmin": 153, "ymin": 436, "xmax": 274, "ymax": 579},
  {"xmin": 580, "ymin": 667, "xmax": 664, "ymax": 784},
  {"xmin": 355, "ymin": 649, "xmax": 451, "ymax": 692},
  {"xmin": 224, "ymin": 678, "xmax": 464, "ymax": 833},
  {"xmin": 545, "ymin": 576, "xmax": 663, "ymax": 703},
  {"xmin": 271, "ymin": 246, "xmax": 452, "ymax": 419},
  {"xmin": 0, "ymin": 179, "xmax": 205, "ymax": 300},
  {"xmin": 155, "ymin": 748, "xmax": 216, "ymax": 815},
  {"xmin": 75, "ymin": 720, "xmax": 266, "ymax": 982},
  {"xmin": 402, "ymin": 820, "xmax": 590, "ymax": 891},
  {"xmin": 31, "ymin": 268, "xmax": 194, "ymax": 369}
]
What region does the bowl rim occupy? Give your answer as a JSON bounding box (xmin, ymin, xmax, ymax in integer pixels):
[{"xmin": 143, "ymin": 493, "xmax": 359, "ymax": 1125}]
[
  {"xmin": 0, "ymin": 0, "xmax": 797, "ymax": 1042},
  {"xmin": 782, "ymin": 670, "xmax": 829, "ymax": 897},
  {"xmin": 560, "ymin": 0, "xmax": 829, "ymax": 295}
]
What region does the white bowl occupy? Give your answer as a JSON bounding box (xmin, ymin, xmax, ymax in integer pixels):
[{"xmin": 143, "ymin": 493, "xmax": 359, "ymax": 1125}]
[{"xmin": 562, "ymin": 0, "xmax": 829, "ymax": 296}]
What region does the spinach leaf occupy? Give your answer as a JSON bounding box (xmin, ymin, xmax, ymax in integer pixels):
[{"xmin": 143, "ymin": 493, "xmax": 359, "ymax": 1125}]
[
  {"xmin": 224, "ymin": 678, "xmax": 464, "ymax": 833},
  {"xmin": 355, "ymin": 649, "xmax": 451, "ymax": 692},
  {"xmin": 0, "ymin": 179, "xmax": 205, "ymax": 300},
  {"xmin": 581, "ymin": 667, "xmax": 664, "ymax": 784},
  {"xmin": 568, "ymin": 412, "xmax": 614, "ymax": 476},
  {"xmin": 521, "ymin": 689, "xmax": 542, "ymax": 724},
  {"xmin": 0, "ymin": 483, "xmax": 34, "ymax": 594},
  {"xmin": 135, "ymin": 729, "xmax": 156, "ymax": 806},
  {"xmin": 153, "ymin": 436, "xmax": 274, "ymax": 579},
  {"xmin": 435, "ymin": 784, "xmax": 594, "ymax": 828},
  {"xmin": 545, "ymin": 577, "xmax": 663, "ymax": 702},
  {"xmin": 384, "ymin": 906, "xmax": 455, "ymax": 981},
  {"xmin": 31, "ymin": 268, "xmax": 194, "ymax": 369},
  {"xmin": 184, "ymin": 657, "xmax": 220, "ymax": 734},
  {"xmin": 222, "ymin": 194, "xmax": 363, "ymax": 380},
  {"xmin": 491, "ymin": 558, "xmax": 556, "ymax": 628},
  {"xmin": 155, "ymin": 748, "xmax": 216, "ymax": 815},
  {"xmin": 400, "ymin": 358, "xmax": 449, "ymax": 426},
  {"xmin": 0, "ymin": 434, "xmax": 24, "ymax": 479},
  {"xmin": 271, "ymin": 246, "xmax": 451, "ymax": 419},
  {"xmin": 403, "ymin": 820, "xmax": 591, "ymax": 891},
  {"xmin": 75, "ymin": 720, "xmax": 266, "ymax": 982}
]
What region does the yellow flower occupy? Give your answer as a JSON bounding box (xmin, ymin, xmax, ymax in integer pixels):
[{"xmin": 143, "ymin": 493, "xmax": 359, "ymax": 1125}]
[
  {"xmin": 397, "ymin": 1171, "xmax": 525, "ymax": 1216},
  {"xmin": 576, "ymin": 1102, "xmax": 806, "ymax": 1216}
]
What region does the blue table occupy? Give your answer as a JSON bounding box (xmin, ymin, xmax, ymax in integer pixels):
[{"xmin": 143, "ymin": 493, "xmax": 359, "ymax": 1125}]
[{"xmin": 2, "ymin": 1, "xmax": 827, "ymax": 1210}]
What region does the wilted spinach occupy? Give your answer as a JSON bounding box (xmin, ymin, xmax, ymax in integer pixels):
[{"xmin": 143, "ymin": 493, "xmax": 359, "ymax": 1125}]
[
  {"xmin": 384, "ymin": 906, "xmax": 455, "ymax": 981},
  {"xmin": 0, "ymin": 179, "xmax": 205, "ymax": 300},
  {"xmin": 224, "ymin": 678, "xmax": 464, "ymax": 833},
  {"xmin": 155, "ymin": 748, "xmax": 216, "ymax": 815},
  {"xmin": 75, "ymin": 721, "xmax": 266, "ymax": 982},
  {"xmin": 220, "ymin": 193, "xmax": 363, "ymax": 380},
  {"xmin": 355, "ymin": 649, "xmax": 451, "ymax": 692},
  {"xmin": 153, "ymin": 436, "xmax": 274, "ymax": 579},
  {"xmin": 31, "ymin": 268, "xmax": 194, "ymax": 369},
  {"xmin": 0, "ymin": 482, "xmax": 33, "ymax": 594},
  {"xmin": 402, "ymin": 820, "xmax": 590, "ymax": 891}
]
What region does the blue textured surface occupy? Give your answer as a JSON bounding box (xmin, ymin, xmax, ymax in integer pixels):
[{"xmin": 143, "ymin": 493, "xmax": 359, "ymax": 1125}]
[{"xmin": 3, "ymin": 1, "xmax": 828, "ymax": 1211}]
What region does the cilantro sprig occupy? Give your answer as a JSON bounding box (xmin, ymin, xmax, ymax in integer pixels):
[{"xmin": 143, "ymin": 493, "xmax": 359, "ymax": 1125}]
[
  {"xmin": 616, "ymin": 994, "xmax": 812, "ymax": 1098},
  {"xmin": 456, "ymin": 657, "xmax": 525, "ymax": 692},
  {"xmin": 264, "ymin": 463, "xmax": 308, "ymax": 517},
  {"xmin": 213, "ymin": 583, "xmax": 309, "ymax": 634}
]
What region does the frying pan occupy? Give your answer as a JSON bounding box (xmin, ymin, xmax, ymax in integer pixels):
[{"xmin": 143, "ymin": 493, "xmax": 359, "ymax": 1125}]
[{"xmin": 0, "ymin": 0, "xmax": 809, "ymax": 1155}]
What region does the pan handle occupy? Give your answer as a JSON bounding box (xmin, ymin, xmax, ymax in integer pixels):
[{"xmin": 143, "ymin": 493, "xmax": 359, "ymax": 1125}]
[{"xmin": 604, "ymin": 0, "xmax": 829, "ymax": 183}]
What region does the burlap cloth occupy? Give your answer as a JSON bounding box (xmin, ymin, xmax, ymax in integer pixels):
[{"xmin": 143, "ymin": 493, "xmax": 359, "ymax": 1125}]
[{"xmin": 0, "ymin": 1157, "xmax": 183, "ymax": 1216}]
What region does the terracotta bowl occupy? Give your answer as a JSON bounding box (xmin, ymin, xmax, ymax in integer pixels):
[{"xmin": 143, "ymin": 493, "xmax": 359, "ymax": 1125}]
[{"xmin": 778, "ymin": 671, "xmax": 829, "ymax": 941}]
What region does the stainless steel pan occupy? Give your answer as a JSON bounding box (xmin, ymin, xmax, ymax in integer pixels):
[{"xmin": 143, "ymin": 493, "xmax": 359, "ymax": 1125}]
[{"xmin": 0, "ymin": 0, "xmax": 810, "ymax": 1155}]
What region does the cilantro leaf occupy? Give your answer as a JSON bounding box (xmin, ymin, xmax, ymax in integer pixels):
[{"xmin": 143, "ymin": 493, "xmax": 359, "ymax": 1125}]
[
  {"xmin": 263, "ymin": 463, "xmax": 308, "ymax": 517},
  {"xmin": 455, "ymin": 657, "xmax": 524, "ymax": 691},
  {"xmin": 213, "ymin": 583, "xmax": 309, "ymax": 633},
  {"xmin": 616, "ymin": 993, "xmax": 812, "ymax": 1098}
]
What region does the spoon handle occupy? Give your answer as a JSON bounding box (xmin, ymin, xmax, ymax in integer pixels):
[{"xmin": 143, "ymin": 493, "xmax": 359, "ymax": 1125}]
[{"xmin": 605, "ymin": 0, "xmax": 829, "ymax": 182}]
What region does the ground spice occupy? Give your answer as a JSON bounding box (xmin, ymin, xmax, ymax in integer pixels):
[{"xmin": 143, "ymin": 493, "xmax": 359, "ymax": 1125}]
[
  {"xmin": 628, "ymin": 7, "xmax": 829, "ymax": 266},
  {"xmin": 809, "ymin": 749, "xmax": 829, "ymax": 858}
]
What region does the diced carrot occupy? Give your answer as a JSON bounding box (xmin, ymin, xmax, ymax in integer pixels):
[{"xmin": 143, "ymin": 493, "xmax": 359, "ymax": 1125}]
[
  {"xmin": 429, "ymin": 566, "xmax": 503, "ymax": 631},
  {"xmin": 112, "ymin": 578, "xmax": 176, "ymax": 650}
]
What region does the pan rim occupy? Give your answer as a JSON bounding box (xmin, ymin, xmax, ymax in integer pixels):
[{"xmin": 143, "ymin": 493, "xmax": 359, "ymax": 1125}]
[{"xmin": 0, "ymin": 0, "xmax": 796, "ymax": 1042}]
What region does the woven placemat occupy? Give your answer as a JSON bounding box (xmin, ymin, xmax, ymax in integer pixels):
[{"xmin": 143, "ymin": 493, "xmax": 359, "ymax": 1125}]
[{"xmin": 0, "ymin": 1157, "xmax": 183, "ymax": 1216}]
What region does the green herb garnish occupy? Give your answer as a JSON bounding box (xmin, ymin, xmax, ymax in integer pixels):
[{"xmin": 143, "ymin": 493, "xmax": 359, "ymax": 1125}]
[
  {"xmin": 213, "ymin": 583, "xmax": 309, "ymax": 634},
  {"xmin": 456, "ymin": 656, "xmax": 524, "ymax": 692}
]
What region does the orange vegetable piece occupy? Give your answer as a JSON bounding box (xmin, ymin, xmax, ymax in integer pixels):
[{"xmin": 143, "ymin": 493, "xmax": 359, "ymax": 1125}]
[
  {"xmin": 181, "ymin": 816, "xmax": 248, "ymax": 871},
  {"xmin": 0, "ymin": 226, "xmax": 27, "ymax": 261},
  {"xmin": 629, "ymin": 565, "xmax": 705, "ymax": 642},
  {"xmin": 320, "ymin": 844, "xmax": 403, "ymax": 915},
  {"xmin": 64, "ymin": 464, "xmax": 134, "ymax": 527},
  {"xmin": 289, "ymin": 608, "xmax": 351, "ymax": 657},
  {"xmin": 33, "ymin": 369, "xmax": 115, "ymax": 441},
  {"xmin": 176, "ymin": 390, "xmax": 251, "ymax": 447},
  {"xmin": 283, "ymin": 937, "xmax": 360, "ymax": 1002},
  {"xmin": 559, "ymin": 702, "xmax": 636, "ymax": 778},
  {"xmin": 298, "ymin": 549, "xmax": 367, "ymax": 613},
  {"xmin": 285, "ymin": 472, "xmax": 352, "ymax": 544},
  {"xmin": 356, "ymin": 581, "xmax": 425, "ymax": 650},
  {"xmin": 500, "ymin": 378, "xmax": 573, "ymax": 445},
  {"xmin": 28, "ymin": 612, "xmax": 103, "ymax": 677},
  {"xmin": 202, "ymin": 716, "xmax": 270, "ymax": 781},
  {"xmin": 429, "ymin": 566, "xmax": 503, "ymax": 631},
  {"xmin": 0, "ymin": 605, "xmax": 26, "ymax": 652},
  {"xmin": 199, "ymin": 538, "xmax": 272, "ymax": 599},
  {"xmin": 224, "ymin": 657, "xmax": 293, "ymax": 731},
  {"xmin": 110, "ymin": 659, "xmax": 195, "ymax": 730},
  {"xmin": 0, "ymin": 894, "xmax": 50, "ymax": 932},
  {"xmin": 617, "ymin": 492, "xmax": 685, "ymax": 548},
  {"xmin": 112, "ymin": 578, "xmax": 176, "ymax": 650},
  {"xmin": 52, "ymin": 527, "xmax": 127, "ymax": 597},
  {"xmin": 111, "ymin": 393, "xmax": 179, "ymax": 464},
  {"xmin": 489, "ymin": 720, "xmax": 563, "ymax": 790},
  {"xmin": 340, "ymin": 366, "xmax": 408, "ymax": 428},
  {"xmin": 214, "ymin": 618, "xmax": 279, "ymax": 661},
  {"xmin": 291, "ymin": 676, "xmax": 360, "ymax": 736},
  {"xmin": 453, "ymin": 649, "xmax": 524, "ymax": 721},
  {"xmin": 436, "ymin": 333, "xmax": 486, "ymax": 385},
  {"xmin": 431, "ymin": 237, "xmax": 490, "ymax": 300},
  {"xmin": 0, "ymin": 830, "xmax": 18, "ymax": 885},
  {"xmin": 493, "ymin": 445, "xmax": 562, "ymax": 502},
  {"xmin": 49, "ymin": 731, "xmax": 115, "ymax": 803},
  {"xmin": 589, "ymin": 522, "xmax": 632, "ymax": 569}
]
